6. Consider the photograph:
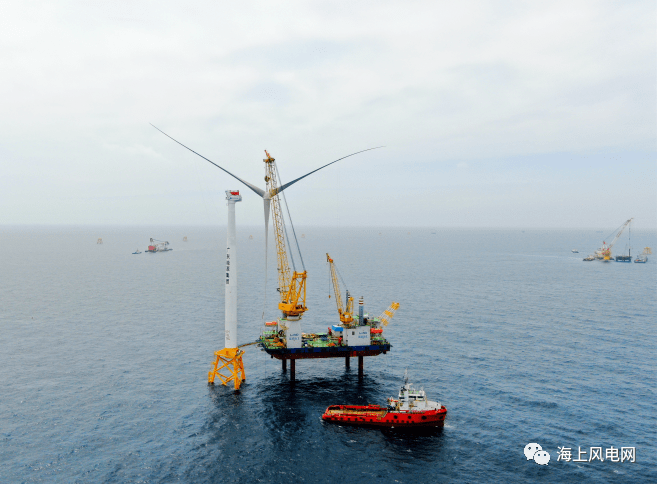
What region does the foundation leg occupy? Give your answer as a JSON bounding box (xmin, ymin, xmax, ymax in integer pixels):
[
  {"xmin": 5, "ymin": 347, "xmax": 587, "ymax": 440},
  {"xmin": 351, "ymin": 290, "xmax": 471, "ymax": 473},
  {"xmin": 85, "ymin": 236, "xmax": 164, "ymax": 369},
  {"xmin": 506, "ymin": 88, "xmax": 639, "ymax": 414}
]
[
  {"xmin": 358, "ymin": 356, "xmax": 364, "ymax": 377},
  {"xmin": 290, "ymin": 359, "xmax": 295, "ymax": 380},
  {"xmin": 345, "ymin": 356, "xmax": 350, "ymax": 368},
  {"xmin": 282, "ymin": 359, "xmax": 287, "ymax": 371}
]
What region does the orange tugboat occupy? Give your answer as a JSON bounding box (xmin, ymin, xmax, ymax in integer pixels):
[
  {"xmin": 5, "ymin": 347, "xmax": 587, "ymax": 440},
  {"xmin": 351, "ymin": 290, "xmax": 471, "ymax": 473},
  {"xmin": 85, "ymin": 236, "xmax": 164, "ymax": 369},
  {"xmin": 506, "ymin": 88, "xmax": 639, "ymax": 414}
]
[{"xmin": 322, "ymin": 374, "xmax": 447, "ymax": 428}]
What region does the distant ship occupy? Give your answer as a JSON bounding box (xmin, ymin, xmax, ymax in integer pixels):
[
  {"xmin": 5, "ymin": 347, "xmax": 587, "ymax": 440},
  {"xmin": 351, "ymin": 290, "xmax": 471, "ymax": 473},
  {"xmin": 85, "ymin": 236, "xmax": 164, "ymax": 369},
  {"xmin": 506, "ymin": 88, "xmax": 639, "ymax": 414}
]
[
  {"xmin": 572, "ymin": 249, "xmax": 579, "ymax": 253},
  {"xmin": 634, "ymin": 247, "xmax": 651, "ymax": 263},
  {"xmin": 146, "ymin": 238, "xmax": 172, "ymax": 253},
  {"xmin": 132, "ymin": 249, "xmax": 142, "ymax": 254}
]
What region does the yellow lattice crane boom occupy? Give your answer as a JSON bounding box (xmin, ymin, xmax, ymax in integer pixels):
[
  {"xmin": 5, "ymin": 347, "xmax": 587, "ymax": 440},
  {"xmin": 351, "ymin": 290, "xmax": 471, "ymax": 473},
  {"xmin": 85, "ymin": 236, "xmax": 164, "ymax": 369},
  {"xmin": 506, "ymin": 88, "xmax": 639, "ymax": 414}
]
[
  {"xmin": 378, "ymin": 302, "xmax": 400, "ymax": 326},
  {"xmin": 326, "ymin": 253, "xmax": 354, "ymax": 326},
  {"xmin": 264, "ymin": 151, "xmax": 308, "ymax": 320}
]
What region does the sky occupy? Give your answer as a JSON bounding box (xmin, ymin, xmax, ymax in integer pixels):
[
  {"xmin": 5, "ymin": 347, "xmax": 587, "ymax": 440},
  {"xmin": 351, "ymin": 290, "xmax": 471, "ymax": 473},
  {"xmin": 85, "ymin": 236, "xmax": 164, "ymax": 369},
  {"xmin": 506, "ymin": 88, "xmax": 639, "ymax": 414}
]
[{"xmin": 0, "ymin": 0, "xmax": 655, "ymax": 229}]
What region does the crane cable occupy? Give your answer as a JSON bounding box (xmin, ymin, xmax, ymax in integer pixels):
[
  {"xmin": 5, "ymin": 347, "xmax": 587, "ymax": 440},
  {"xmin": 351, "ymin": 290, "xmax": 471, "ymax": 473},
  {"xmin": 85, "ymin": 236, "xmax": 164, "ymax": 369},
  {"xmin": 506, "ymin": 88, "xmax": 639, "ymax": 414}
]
[
  {"xmin": 275, "ymin": 161, "xmax": 306, "ymax": 272},
  {"xmin": 326, "ymin": 255, "xmax": 351, "ymax": 305},
  {"xmin": 604, "ymin": 219, "xmax": 632, "ymax": 246},
  {"xmin": 335, "ymin": 262, "xmax": 349, "ymax": 291},
  {"xmin": 273, "ymin": 162, "xmax": 297, "ymax": 273}
]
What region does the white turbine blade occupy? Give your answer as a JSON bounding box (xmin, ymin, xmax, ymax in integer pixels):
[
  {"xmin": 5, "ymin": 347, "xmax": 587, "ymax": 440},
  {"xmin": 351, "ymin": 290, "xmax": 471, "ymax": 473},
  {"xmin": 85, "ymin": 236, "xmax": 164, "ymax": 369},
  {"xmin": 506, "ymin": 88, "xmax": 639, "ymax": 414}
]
[
  {"xmin": 151, "ymin": 124, "xmax": 265, "ymax": 198},
  {"xmin": 275, "ymin": 146, "xmax": 384, "ymax": 195}
]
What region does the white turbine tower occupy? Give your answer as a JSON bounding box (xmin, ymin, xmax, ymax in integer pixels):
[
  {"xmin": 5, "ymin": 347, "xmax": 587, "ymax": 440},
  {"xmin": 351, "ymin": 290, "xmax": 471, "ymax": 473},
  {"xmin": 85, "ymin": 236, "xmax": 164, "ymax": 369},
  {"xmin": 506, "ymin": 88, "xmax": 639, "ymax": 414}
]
[{"xmin": 208, "ymin": 190, "xmax": 245, "ymax": 389}]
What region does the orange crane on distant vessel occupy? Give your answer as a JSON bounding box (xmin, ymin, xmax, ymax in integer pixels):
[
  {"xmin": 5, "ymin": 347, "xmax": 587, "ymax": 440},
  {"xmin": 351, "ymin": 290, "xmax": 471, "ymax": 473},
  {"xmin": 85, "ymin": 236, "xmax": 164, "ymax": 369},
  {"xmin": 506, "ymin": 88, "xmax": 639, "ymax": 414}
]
[{"xmin": 595, "ymin": 218, "xmax": 633, "ymax": 261}]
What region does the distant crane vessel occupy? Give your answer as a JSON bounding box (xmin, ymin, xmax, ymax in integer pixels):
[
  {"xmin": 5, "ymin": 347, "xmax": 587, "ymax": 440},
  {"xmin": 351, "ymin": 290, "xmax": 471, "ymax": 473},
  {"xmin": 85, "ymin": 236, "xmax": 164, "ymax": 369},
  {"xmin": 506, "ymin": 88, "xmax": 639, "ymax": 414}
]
[
  {"xmin": 146, "ymin": 238, "xmax": 172, "ymax": 253},
  {"xmin": 584, "ymin": 218, "xmax": 633, "ymax": 261}
]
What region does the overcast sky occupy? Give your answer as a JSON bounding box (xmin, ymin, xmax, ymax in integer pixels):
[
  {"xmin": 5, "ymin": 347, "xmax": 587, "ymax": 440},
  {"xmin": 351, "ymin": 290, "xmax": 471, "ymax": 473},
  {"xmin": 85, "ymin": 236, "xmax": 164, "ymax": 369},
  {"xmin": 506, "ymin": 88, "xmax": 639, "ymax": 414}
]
[{"xmin": 1, "ymin": 0, "xmax": 655, "ymax": 229}]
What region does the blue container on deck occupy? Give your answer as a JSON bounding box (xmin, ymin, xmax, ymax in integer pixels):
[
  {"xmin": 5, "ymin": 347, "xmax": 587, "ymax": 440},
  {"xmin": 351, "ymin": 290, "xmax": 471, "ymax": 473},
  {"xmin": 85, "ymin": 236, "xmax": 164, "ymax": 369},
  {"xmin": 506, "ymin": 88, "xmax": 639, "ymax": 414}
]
[{"xmin": 331, "ymin": 325, "xmax": 343, "ymax": 332}]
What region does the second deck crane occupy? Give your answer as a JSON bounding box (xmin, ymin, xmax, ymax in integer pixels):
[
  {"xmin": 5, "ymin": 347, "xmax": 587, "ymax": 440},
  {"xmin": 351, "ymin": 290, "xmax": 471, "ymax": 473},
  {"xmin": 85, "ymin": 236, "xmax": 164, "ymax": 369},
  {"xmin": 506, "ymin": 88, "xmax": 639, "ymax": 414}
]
[{"xmin": 326, "ymin": 253, "xmax": 354, "ymax": 326}]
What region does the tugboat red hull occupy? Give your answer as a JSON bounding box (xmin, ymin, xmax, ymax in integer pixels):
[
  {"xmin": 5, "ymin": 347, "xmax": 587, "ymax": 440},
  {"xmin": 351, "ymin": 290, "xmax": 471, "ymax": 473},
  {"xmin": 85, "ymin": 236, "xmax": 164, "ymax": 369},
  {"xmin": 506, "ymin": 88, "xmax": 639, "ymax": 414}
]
[{"xmin": 322, "ymin": 404, "xmax": 446, "ymax": 428}]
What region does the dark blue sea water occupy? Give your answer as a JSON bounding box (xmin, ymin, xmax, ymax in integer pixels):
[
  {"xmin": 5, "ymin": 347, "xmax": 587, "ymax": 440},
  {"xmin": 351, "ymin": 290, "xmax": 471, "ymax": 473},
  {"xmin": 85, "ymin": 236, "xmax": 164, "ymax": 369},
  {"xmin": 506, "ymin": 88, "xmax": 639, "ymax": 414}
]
[{"xmin": 1, "ymin": 226, "xmax": 655, "ymax": 483}]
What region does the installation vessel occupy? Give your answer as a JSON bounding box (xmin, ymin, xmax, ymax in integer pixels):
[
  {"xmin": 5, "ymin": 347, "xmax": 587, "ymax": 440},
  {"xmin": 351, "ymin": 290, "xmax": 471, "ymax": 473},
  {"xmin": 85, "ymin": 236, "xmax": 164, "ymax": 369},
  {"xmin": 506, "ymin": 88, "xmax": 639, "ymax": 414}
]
[{"xmin": 255, "ymin": 153, "xmax": 399, "ymax": 379}]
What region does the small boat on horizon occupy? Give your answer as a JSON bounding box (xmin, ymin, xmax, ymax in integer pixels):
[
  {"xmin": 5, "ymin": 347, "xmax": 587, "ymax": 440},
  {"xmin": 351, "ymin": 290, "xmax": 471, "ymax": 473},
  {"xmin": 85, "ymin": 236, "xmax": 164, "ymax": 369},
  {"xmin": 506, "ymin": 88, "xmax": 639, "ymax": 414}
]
[
  {"xmin": 132, "ymin": 249, "xmax": 142, "ymax": 254},
  {"xmin": 572, "ymin": 249, "xmax": 579, "ymax": 253}
]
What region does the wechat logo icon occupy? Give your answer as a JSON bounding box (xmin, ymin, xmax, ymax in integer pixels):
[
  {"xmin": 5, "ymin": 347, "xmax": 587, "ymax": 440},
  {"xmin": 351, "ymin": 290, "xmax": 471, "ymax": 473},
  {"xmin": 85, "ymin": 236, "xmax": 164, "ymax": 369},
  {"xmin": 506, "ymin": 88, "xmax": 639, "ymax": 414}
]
[{"xmin": 524, "ymin": 443, "xmax": 550, "ymax": 465}]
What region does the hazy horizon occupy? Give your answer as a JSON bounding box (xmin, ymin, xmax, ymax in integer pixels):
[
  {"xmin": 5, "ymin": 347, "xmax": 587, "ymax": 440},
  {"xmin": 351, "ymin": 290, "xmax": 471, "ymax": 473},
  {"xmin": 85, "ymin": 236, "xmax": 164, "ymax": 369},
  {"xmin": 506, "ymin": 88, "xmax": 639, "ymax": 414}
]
[{"xmin": 3, "ymin": 223, "xmax": 655, "ymax": 234}]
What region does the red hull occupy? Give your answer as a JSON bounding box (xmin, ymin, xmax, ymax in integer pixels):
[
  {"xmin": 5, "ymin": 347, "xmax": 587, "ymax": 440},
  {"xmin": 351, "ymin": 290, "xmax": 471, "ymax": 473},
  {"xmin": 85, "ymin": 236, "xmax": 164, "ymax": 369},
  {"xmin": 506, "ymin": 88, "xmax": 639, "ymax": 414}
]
[{"xmin": 322, "ymin": 404, "xmax": 446, "ymax": 428}]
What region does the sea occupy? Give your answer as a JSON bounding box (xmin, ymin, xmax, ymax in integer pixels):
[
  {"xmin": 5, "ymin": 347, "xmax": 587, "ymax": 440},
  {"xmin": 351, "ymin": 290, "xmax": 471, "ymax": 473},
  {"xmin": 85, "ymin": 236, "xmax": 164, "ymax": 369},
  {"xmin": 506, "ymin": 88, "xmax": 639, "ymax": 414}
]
[{"xmin": 1, "ymin": 226, "xmax": 655, "ymax": 483}]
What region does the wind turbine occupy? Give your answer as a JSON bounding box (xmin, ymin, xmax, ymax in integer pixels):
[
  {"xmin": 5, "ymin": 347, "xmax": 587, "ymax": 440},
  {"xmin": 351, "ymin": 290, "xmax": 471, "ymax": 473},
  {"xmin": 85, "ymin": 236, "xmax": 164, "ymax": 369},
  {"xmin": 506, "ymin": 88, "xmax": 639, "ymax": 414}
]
[{"xmin": 151, "ymin": 124, "xmax": 382, "ymax": 387}]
